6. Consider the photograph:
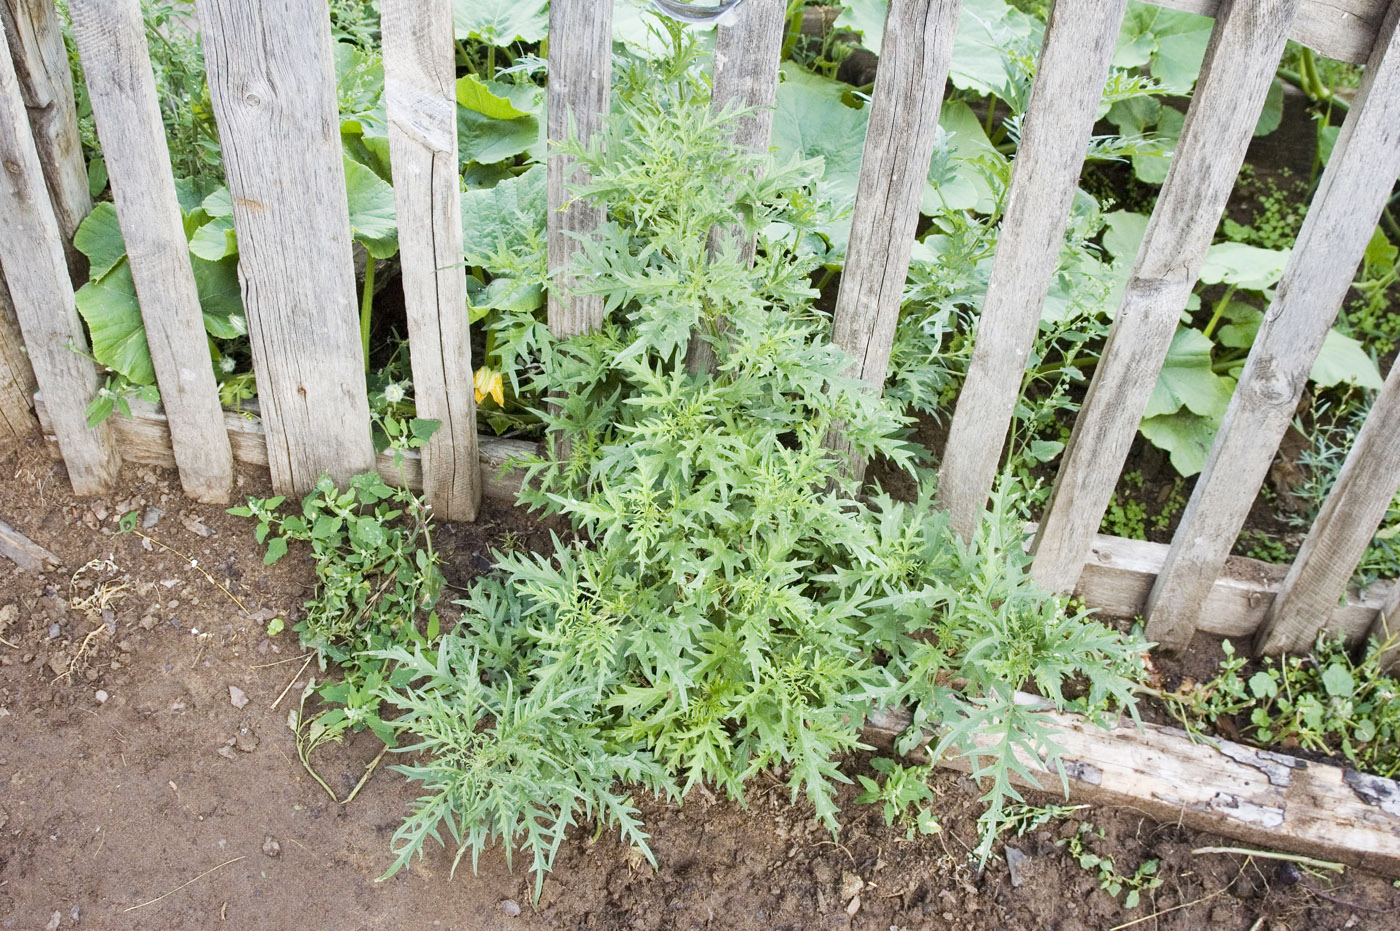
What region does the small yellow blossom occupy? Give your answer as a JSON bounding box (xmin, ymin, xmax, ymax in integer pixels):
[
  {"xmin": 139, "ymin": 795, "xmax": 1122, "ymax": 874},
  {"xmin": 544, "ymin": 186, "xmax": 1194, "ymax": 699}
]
[{"xmin": 474, "ymin": 366, "xmax": 505, "ymax": 406}]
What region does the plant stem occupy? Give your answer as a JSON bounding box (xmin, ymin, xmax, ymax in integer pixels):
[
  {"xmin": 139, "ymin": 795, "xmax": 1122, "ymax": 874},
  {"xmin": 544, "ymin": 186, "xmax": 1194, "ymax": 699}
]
[
  {"xmin": 1202, "ymin": 286, "xmax": 1236, "ymax": 341},
  {"xmin": 360, "ymin": 256, "xmax": 376, "ymax": 373}
]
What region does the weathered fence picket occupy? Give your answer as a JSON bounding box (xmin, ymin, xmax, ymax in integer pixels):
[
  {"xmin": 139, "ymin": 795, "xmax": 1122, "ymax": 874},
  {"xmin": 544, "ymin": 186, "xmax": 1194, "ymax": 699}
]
[
  {"xmin": 69, "ymin": 0, "xmax": 234, "ymax": 505},
  {"xmin": 1146, "ymin": 0, "xmax": 1400, "ymax": 653},
  {"xmin": 546, "ymin": 0, "xmax": 613, "ymax": 339},
  {"xmin": 1376, "ymin": 584, "xmax": 1400, "ymax": 671},
  {"xmin": 0, "ymin": 0, "xmax": 90, "ymax": 278},
  {"xmin": 383, "ymin": 0, "xmax": 482, "ymax": 522},
  {"xmin": 1256, "ymin": 354, "xmax": 1400, "ymax": 654},
  {"xmin": 828, "ymin": 0, "xmax": 962, "ymax": 476},
  {"xmin": 0, "ymin": 274, "xmax": 36, "ymax": 440},
  {"xmin": 1030, "ymin": 0, "xmax": 1301, "ymax": 595},
  {"xmin": 937, "ymin": 0, "xmax": 1128, "ymax": 541},
  {"xmin": 684, "ymin": 0, "xmax": 788, "ymax": 375},
  {"xmin": 195, "ymin": 0, "xmax": 374, "ymax": 494},
  {"xmin": 0, "ymin": 22, "xmax": 117, "ymax": 494}
]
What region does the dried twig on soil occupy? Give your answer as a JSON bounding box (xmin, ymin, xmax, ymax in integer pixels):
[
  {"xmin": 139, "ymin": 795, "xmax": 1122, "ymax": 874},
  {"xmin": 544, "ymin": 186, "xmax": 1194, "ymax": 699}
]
[
  {"xmin": 1192, "ymin": 846, "xmax": 1346, "ymax": 873},
  {"xmin": 122, "ymin": 855, "xmax": 245, "ymax": 912},
  {"xmin": 269, "ymin": 654, "xmax": 314, "ymax": 711},
  {"xmin": 120, "ymin": 523, "xmax": 252, "ymax": 617}
]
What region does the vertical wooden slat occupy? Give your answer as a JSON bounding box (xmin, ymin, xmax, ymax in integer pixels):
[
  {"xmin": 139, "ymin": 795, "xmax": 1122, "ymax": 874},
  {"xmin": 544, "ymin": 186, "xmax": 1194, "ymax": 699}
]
[
  {"xmin": 195, "ymin": 0, "xmax": 373, "ymax": 494},
  {"xmin": 382, "ymin": 0, "xmax": 481, "ymax": 522},
  {"xmin": 828, "ymin": 0, "xmax": 963, "ymax": 477},
  {"xmin": 69, "ymin": 0, "xmax": 233, "ymax": 505},
  {"xmin": 546, "ymin": 0, "xmax": 612, "ymax": 339},
  {"xmin": 936, "ymin": 0, "xmax": 1128, "ymax": 540},
  {"xmin": 1146, "ymin": 0, "xmax": 1400, "ymax": 652},
  {"xmin": 0, "ymin": 0, "xmax": 92, "ymax": 275},
  {"xmin": 684, "ymin": 0, "xmax": 788, "ymax": 375},
  {"xmin": 1254, "ymin": 358, "xmax": 1400, "ymax": 655},
  {"xmin": 1029, "ymin": 0, "xmax": 1301, "ymax": 594},
  {"xmin": 1373, "ymin": 583, "xmax": 1400, "ymax": 671},
  {"xmin": 0, "ymin": 271, "xmax": 37, "ymax": 440},
  {"xmin": 0, "ymin": 24, "xmax": 118, "ymax": 492}
]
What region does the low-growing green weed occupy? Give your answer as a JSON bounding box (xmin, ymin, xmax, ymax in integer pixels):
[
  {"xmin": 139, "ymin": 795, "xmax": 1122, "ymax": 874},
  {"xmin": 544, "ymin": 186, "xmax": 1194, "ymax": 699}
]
[
  {"xmin": 1059, "ymin": 822, "xmax": 1162, "ymax": 909},
  {"xmin": 855, "ymin": 758, "xmax": 942, "ymax": 840},
  {"xmin": 1163, "ymin": 635, "xmax": 1400, "ymax": 778}
]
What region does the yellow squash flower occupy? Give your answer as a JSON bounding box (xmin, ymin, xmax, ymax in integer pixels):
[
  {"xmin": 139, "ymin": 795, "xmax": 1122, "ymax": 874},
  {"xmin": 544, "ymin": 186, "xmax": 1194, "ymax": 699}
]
[{"xmin": 474, "ymin": 366, "xmax": 505, "ymax": 407}]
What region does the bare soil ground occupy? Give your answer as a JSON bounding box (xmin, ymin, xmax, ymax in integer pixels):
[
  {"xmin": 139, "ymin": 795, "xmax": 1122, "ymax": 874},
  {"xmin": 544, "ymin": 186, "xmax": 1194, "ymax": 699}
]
[{"xmin": 2, "ymin": 436, "xmax": 1398, "ymax": 931}]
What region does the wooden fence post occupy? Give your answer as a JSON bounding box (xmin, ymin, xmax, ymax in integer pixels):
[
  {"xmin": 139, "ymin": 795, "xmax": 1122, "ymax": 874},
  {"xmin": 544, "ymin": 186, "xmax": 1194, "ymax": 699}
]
[
  {"xmin": 0, "ymin": 270, "xmax": 37, "ymax": 440},
  {"xmin": 0, "ymin": 0, "xmax": 92, "ymax": 278},
  {"xmin": 195, "ymin": 0, "xmax": 374, "ymax": 494},
  {"xmin": 383, "ymin": 0, "xmax": 482, "ymax": 522},
  {"xmin": 936, "ymin": 0, "xmax": 1128, "ymax": 540},
  {"xmin": 1029, "ymin": 0, "xmax": 1301, "ymax": 595},
  {"xmin": 1374, "ymin": 583, "xmax": 1400, "ymax": 672},
  {"xmin": 69, "ymin": 0, "xmax": 233, "ymax": 504},
  {"xmin": 827, "ymin": 0, "xmax": 963, "ymax": 478},
  {"xmin": 684, "ymin": 0, "xmax": 788, "ymax": 376},
  {"xmin": 1146, "ymin": 0, "xmax": 1400, "ymax": 652},
  {"xmin": 546, "ymin": 0, "xmax": 613, "ymax": 339},
  {"xmin": 0, "ymin": 23, "xmax": 118, "ymax": 492},
  {"xmin": 1254, "ymin": 355, "xmax": 1400, "ymax": 655}
]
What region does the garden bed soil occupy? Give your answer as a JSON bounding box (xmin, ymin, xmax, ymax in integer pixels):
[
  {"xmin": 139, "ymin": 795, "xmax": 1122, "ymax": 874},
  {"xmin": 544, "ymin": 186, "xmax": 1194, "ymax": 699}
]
[{"xmin": 2, "ymin": 436, "xmax": 1398, "ymax": 931}]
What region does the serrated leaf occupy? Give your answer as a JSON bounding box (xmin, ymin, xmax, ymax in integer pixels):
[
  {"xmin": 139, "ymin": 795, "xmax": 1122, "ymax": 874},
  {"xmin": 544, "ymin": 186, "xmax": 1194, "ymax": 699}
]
[{"xmin": 74, "ymin": 203, "xmax": 128, "ymax": 280}]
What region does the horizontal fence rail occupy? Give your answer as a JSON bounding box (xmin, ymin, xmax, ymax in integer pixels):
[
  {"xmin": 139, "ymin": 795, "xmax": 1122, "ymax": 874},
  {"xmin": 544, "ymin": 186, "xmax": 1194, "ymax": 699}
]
[{"xmin": 0, "ymin": 0, "xmax": 1396, "ymax": 660}]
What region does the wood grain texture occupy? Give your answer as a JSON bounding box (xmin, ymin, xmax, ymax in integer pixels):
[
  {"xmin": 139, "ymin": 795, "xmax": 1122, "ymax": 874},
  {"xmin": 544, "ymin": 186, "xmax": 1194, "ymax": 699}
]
[
  {"xmin": 1074, "ymin": 529, "xmax": 1389, "ymax": 641},
  {"xmin": 0, "ymin": 516, "xmax": 59, "ymax": 571},
  {"xmin": 828, "ymin": 0, "xmax": 962, "ymax": 476},
  {"xmin": 1255, "ymin": 355, "xmax": 1400, "ymax": 654},
  {"xmin": 1144, "ymin": 0, "xmax": 1385, "ymax": 63},
  {"xmin": 0, "ymin": 270, "xmax": 37, "ymax": 440},
  {"xmin": 1374, "ymin": 583, "xmax": 1400, "ymax": 671},
  {"xmin": 866, "ymin": 699, "xmax": 1400, "ymax": 875},
  {"xmin": 0, "ymin": 0, "xmax": 91, "ymax": 275},
  {"xmin": 69, "ymin": 0, "xmax": 233, "ymax": 505},
  {"xmin": 195, "ymin": 0, "xmax": 373, "ymax": 495},
  {"xmin": 684, "ymin": 0, "xmax": 788, "ymax": 375},
  {"xmin": 937, "ymin": 0, "xmax": 1127, "ymax": 541},
  {"xmin": 0, "ymin": 25, "xmax": 117, "ymax": 494},
  {"xmin": 1146, "ymin": 0, "xmax": 1400, "ymax": 652},
  {"xmin": 546, "ymin": 0, "xmax": 612, "ymax": 339},
  {"xmin": 34, "ymin": 395, "xmax": 533, "ymax": 504},
  {"xmin": 383, "ymin": 0, "xmax": 481, "ymax": 522},
  {"xmin": 1030, "ymin": 0, "xmax": 1301, "ymax": 595}
]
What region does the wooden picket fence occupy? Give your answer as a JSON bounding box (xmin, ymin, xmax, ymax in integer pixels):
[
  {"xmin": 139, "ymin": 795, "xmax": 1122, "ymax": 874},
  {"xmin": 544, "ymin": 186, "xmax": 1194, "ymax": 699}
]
[{"xmin": 1, "ymin": 0, "xmax": 1398, "ymax": 662}]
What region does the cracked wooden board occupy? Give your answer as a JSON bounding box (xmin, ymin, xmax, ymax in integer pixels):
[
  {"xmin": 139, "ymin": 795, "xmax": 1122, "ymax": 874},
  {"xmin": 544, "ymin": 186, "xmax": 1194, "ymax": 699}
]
[{"xmin": 866, "ymin": 698, "xmax": 1400, "ymax": 875}]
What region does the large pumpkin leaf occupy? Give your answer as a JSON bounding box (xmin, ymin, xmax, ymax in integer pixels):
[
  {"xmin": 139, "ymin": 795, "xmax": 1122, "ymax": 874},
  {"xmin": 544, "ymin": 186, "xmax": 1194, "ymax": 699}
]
[
  {"xmin": 73, "ymin": 203, "xmax": 128, "ymax": 280},
  {"xmin": 344, "ymin": 155, "xmax": 399, "ymax": 259},
  {"xmin": 193, "ymin": 254, "xmax": 246, "ymax": 340},
  {"xmin": 1200, "ymin": 241, "xmax": 1290, "ymax": 291},
  {"xmin": 457, "ymin": 74, "xmax": 530, "ymax": 120},
  {"xmin": 453, "ymin": 0, "xmax": 548, "ymax": 45},
  {"xmin": 1139, "ymin": 407, "xmax": 1220, "ymax": 477},
  {"xmin": 459, "ymin": 107, "xmax": 540, "ymax": 166},
  {"xmin": 1144, "ymin": 326, "xmax": 1233, "ymax": 419},
  {"xmin": 460, "ymin": 163, "xmax": 547, "ymax": 268},
  {"xmin": 75, "ymin": 259, "xmax": 154, "ymax": 385}
]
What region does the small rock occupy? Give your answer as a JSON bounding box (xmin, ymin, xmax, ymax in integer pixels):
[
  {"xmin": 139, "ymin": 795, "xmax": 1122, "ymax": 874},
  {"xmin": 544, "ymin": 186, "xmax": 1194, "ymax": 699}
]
[
  {"xmin": 839, "ymin": 871, "xmax": 864, "ymax": 903},
  {"xmin": 181, "ymin": 515, "xmax": 215, "ymax": 538},
  {"xmin": 846, "ymin": 894, "xmax": 861, "ymax": 918},
  {"xmin": 1004, "ymin": 845, "xmax": 1030, "ymax": 888},
  {"xmin": 262, "ymin": 836, "xmax": 281, "ymax": 858},
  {"xmin": 0, "ymin": 807, "xmax": 8, "ymax": 830},
  {"xmin": 48, "ymin": 623, "xmax": 61, "ymax": 640},
  {"xmin": 138, "ymin": 609, "xmax": 159, "ymax": 631},
  {"xmin": 94, "ymin": 690, "xmax": 108, "ymax": 704},
  {"xmin": 45, "ymin": 910, "xmax": 61, "ymax": 931},
  {"xmin": 228, "ymin": 685, "xmax": 249, "ymax": 709},
  {"xmin": 118, "ymin": 639, "xmax": 134, "ymax": 653},
  {"xmin": 142, "ymin": 507, "xmax": 163, "ymax": 529},
  {"xmin": 499, "ymin": 899, "xmax": 521, "ymax": 918},
  {"xmin": 70, "ymin": 905, "xmax": 80, "ymax": 922},
  {"xmin": 235, "ymin": 729, "xmax": 259, "ymax": 752},
  {"xmin": 216, "ymin": 746, "xmax": 237, "ymax": 761},
  {"xmin": 0, "ymin": 604, "xmax": 16, "ymax": 627}
]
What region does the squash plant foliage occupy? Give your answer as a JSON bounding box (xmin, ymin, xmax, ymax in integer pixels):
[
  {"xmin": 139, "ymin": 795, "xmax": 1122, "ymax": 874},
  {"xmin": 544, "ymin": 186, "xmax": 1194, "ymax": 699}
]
[{"xmin": 374, "ymin": 47, "xmax": 1147, "ymax": 892}]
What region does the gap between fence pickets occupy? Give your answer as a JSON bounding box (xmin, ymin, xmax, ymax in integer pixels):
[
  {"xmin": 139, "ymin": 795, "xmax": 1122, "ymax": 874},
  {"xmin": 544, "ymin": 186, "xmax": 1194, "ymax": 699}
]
[{"xmin": 864, "ymin": 700, "xmax": 1400, "ymax": 875}]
